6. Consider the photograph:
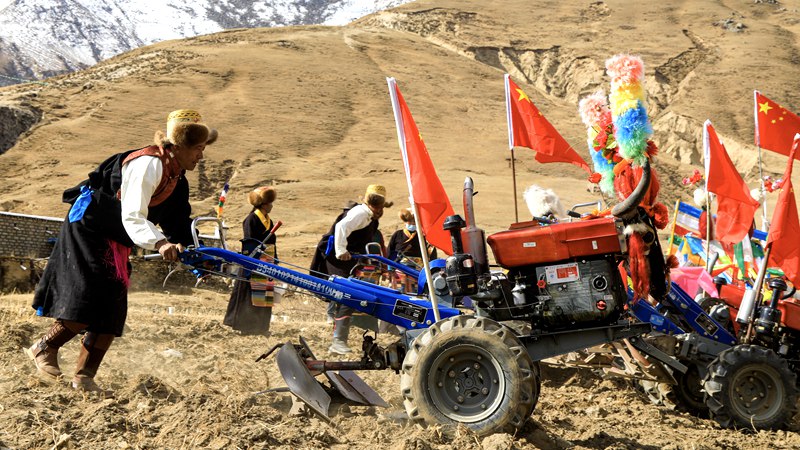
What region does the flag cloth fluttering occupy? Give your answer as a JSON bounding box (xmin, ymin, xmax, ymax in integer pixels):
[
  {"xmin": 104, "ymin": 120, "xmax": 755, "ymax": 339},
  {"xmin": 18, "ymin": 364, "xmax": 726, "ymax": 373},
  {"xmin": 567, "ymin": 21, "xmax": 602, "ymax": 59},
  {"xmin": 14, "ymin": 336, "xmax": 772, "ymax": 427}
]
[
  {"xmin": 505, "ymin": 75, "xmax": 591, "ymax": 173},
  {"xmin": 704, "ymin": 120, "xmax": 759, "ymax": 245},
  {"xmin": 216, "ymin": 181, "xmax": 230, "ymax": 219},
  {"xmin": 754, "ymin": 91, "xmax": 800, "ymax": 161},
  {"xmin": 387, "ymin": 78, "xmax": 455, "ymax": 254},
  {"xmin": 767, "ymin": 135, "xmax": 800, "ymax": 286},
  {"xmin": 673, "ymin": 201, "xmax": 703, "ymax": 236}
]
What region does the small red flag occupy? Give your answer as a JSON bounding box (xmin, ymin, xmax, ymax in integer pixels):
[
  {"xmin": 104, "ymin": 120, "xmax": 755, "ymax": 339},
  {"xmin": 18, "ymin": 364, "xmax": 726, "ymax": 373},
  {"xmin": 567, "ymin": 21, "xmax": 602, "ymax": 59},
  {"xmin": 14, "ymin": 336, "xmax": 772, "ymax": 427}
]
[
  {"xmin": 754, "ymin": 91, "xmax": 800, "ymax": 160},
  {"xmin": 704, "ymin": 120, "xmax": 759, "ymax": 244},
  {"xmin": 505, "ymin": 75, "xmax": 591, "ymax": 173},
  {"xmin": 388, "ymin": 79, "xmax": 455, "ymax": 254},
  {"xmin": 767, "ymin": 135, "xmax": 800, "ymax": 286}
]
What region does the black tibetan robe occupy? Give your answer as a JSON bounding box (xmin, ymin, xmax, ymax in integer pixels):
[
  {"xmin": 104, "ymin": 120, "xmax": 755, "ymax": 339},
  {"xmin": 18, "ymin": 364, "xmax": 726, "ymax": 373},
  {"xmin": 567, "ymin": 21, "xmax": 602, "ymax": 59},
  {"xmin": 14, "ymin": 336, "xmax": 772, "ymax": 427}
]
[{"xmin": 32, "ymin": 147, "xmax": 193, "ymax": 336}]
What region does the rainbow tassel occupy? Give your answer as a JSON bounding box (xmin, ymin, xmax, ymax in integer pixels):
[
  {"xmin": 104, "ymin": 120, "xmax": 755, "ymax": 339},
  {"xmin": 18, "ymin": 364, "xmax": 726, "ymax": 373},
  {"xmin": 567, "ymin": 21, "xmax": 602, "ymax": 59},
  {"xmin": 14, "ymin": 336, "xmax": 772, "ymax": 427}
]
[
  {"xmin": 579, "ymin": 90, "xmax": 617, "ymax": 195},
  {"xmin": 606, "ymin": 55, "xmax": 652, "ymax": 167}
]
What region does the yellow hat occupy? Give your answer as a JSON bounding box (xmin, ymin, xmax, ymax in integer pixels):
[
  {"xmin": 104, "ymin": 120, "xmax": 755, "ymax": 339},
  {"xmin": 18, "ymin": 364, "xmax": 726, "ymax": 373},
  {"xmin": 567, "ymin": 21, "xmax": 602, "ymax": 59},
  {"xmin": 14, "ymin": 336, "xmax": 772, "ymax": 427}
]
[
  {"xmin": 165, "ymin": 109, "xmax": 217, "ymax": 146},
  {"xmin": 166, "ymin": 109, "xmax": 202, "ymax": 137},
  {"xmin": 365, "ymin": 184, "xmax": 386, "ymax": 198}
]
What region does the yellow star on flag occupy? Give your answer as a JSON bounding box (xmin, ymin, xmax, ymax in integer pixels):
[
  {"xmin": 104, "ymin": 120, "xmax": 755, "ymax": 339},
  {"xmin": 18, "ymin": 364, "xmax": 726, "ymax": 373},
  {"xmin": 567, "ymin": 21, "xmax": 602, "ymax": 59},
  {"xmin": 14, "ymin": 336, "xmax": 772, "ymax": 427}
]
[
  {"xmin": 516, "ymin": 88, "xmax": 530, "ymax": 103},
  {"xmin": 759, "ymin": 101, "xmax": 773, "ymax": 115},
  {"xmin": 418, "ymin": 132, "xmax": 424, "ymax": 144}
]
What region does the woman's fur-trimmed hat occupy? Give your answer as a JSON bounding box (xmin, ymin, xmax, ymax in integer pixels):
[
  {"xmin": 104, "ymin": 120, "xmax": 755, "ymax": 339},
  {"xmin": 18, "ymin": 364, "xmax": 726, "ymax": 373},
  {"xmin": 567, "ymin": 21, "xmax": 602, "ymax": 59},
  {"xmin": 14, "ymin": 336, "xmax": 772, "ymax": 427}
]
[{"xmin": 162, "ymin": 109, "xmax": 218, "ymax": 147}]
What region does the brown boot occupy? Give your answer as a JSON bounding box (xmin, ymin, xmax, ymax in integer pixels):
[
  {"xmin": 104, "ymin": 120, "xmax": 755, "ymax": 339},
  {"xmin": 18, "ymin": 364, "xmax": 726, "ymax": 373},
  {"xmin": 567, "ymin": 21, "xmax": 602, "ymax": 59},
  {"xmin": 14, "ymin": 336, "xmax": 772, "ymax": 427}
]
[
  {"xmin": 72, "ymin": 332, "xmax": 115, "ymax": 397},
  {"xmin": 24, "ymin": 320, "xmax": 83, "ymax": 380}
]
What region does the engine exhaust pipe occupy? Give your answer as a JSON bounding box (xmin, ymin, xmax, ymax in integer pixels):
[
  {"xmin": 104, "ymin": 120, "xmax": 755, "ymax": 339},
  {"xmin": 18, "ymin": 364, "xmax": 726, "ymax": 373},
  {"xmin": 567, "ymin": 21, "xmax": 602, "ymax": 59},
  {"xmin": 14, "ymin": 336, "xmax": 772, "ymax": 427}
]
[{"xmin": 462, "ymin": 177, "xmax": 489, "ymax": 274}]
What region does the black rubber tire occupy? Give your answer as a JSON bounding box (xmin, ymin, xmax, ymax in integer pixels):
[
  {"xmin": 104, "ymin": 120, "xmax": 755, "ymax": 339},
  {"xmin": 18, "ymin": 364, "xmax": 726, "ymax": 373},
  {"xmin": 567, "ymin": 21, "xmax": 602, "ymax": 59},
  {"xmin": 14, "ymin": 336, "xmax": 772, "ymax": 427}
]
[
  {"xmin": 400, "ymin": 315, "xmax": 537, "ymax": 436},
  {"xmin": 522, "ymin": 362, "xmax": 542, "ymax": 419},
  {"xmin": 639, "ymin": 362, "xmax": 709, "ymax": 417},
  {"xmin": 703, "ymin": 344, "xmax": 798, "ymax": 430},
  {"xmin": 671, "ymin": 362, "xmax": 709, "ymax": 417}
]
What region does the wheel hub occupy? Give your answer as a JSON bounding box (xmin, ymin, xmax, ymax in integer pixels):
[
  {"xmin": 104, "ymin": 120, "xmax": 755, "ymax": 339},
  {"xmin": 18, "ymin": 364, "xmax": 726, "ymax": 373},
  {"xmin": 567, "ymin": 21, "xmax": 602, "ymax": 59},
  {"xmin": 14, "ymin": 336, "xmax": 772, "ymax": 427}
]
[
  {"xmin": 428, "ymin": 344, "xmax": 505, "ymax": 422},
  {"xmin": 729, "ymin": 365, "xmax": 782, "ymax": 420}
]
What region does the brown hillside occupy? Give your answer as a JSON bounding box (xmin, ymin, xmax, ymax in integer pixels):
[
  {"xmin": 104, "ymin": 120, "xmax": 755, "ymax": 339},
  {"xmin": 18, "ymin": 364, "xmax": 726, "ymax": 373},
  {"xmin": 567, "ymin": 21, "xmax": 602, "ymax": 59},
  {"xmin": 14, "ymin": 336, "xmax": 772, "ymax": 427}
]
[{"xmin": 1, "ymin": 0, "xmax": 799, "ymax": 254}]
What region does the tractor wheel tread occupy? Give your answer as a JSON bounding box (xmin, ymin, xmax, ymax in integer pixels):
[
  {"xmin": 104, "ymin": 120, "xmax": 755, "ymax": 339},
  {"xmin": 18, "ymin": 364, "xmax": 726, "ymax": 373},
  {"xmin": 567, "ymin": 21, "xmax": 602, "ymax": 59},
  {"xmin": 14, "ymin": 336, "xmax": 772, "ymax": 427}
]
[
  {"xmin": 702, "ymin": 344, "xmax": 798, "ymax": 430},
  {"xmin": 399, "ymin": 315, "xmax": 539, "ymax": 436}
]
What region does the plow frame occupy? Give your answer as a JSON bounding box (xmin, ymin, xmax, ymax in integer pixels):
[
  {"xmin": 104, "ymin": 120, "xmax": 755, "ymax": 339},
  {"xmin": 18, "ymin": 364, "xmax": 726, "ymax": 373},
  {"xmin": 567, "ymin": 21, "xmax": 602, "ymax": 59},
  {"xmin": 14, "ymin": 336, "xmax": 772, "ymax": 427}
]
[{"xmin": 179, "ymin": 245, "xmax": 460, "ymax": 330}]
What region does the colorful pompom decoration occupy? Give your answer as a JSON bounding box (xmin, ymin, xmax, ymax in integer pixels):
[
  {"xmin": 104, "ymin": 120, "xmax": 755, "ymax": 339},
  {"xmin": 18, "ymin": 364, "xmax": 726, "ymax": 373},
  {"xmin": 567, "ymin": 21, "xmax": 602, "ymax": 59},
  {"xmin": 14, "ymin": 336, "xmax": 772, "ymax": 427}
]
[
  {"xmin": 579, "ymin": 90, "xmax": 619, "ymax": 195},
  {"xmin": 605, "ymin": 54, "xmax": 652, "ymax": 167}
]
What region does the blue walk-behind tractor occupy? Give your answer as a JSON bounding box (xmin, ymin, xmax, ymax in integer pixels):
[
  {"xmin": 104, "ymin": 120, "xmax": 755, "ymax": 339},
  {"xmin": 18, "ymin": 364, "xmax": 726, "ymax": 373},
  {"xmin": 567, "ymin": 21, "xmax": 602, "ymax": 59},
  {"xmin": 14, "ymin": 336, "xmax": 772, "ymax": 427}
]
[{"xmin": 166, "ymin": 161, "xmax": 797, "ymax": 435}]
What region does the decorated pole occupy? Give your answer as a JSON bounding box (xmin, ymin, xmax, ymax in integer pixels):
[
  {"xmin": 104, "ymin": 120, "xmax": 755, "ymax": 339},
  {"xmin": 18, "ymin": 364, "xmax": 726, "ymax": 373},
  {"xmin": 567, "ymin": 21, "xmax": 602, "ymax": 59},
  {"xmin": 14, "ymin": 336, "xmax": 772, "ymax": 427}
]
[
  {"xmin": 754, "ymin": 90, "xmax": 770, "ymax": 232},
  {"xmin": 505, "ymin": 75, "xmax": 520, "ymax": 223},
  {"xmin": 387, "ymin": 77, "xmax": 458, "ymax": 323},
  {"xmin": 578, "ymin": 90, "xmax": 618, "ymax": 204},
  {"xmin": 666, "ymin": 199, "xmax": 680, "ymax": 256},
  {"xmin": 705, "ymin": 190, "xmax": 712, "ymax": 272}
]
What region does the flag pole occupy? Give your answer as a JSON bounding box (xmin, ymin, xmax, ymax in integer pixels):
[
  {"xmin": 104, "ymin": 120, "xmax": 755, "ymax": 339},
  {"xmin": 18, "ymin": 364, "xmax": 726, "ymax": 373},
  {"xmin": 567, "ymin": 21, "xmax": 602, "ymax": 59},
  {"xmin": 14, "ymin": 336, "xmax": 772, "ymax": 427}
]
[
  {"xmin": 702, "ymin": 120, "xmax": 712, "ymax": 272},
  {"xmin": 705, "ymin": 192, "xmax": 712, "ymax": 272},
  {"xmin": 511, "ymin": 148, "xmax": 519, "ymax": 222},
  {"xmin": 387, "ymin": 77, "xmax": 441, "ymax": 323},
  {"xmin": 745, "ymin": 246, "xmax": 772, "ymax": 340},
  {"xmin": 755, "ymin": 90, "xmax": 770, "ymax": 232},
  {"xmin": 505, "ymin": 74, "xmax": 520, "ymax": 223},
  {"xmin": 667, "ymin": 199, "xmax": 680, "ymax": 256},
  {"xmin": 409, "ymin": 202, "xmax": 440, "ymax": 321}
]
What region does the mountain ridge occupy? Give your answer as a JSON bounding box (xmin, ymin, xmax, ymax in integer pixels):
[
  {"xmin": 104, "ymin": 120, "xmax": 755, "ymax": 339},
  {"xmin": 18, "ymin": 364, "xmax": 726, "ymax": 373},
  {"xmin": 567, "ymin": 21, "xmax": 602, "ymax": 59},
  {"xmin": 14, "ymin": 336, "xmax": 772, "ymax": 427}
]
[{"xmin": 0, "ymin": 0, "xmax": 410, "ymax": 86}]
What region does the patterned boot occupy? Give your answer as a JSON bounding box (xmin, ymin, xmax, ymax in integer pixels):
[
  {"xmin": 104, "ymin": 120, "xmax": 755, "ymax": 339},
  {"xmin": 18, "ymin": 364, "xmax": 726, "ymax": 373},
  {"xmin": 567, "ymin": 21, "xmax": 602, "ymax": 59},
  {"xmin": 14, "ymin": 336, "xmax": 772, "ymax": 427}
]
[
  {"xmin": 24, "ymin": 320, "xmax": 82, "ymax": 380},
  {"xmin": 72, "ymin": 332, "xmax": 115, "ymax": 397}
]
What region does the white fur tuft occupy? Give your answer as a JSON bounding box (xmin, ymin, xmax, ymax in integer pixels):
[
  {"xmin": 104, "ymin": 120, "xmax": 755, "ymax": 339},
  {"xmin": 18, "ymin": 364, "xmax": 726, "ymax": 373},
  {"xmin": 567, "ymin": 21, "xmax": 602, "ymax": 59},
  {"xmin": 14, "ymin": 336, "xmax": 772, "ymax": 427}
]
[
  {"xmin": 523, "ymin": 185, "xmax": 566, "ymax": 218},
  {"xmin": 692, "ymin": 188, "xmax": 715, "ymax": 207},
  {"xmin": 750, "ymin": 188, "xmax": 763, "ymax": 203},
  {"xmin": 624, "ymin": 223, "xmax": 649, "ymax": 236}
]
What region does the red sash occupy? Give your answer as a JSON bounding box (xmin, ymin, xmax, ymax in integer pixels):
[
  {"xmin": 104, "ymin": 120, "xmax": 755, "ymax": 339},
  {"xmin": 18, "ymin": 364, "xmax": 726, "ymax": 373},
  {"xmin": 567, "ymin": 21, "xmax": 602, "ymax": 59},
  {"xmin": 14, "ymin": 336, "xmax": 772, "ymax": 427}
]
[{"xmin": 121, "ymin": 146, "xmax": 182, "ymax": 207}]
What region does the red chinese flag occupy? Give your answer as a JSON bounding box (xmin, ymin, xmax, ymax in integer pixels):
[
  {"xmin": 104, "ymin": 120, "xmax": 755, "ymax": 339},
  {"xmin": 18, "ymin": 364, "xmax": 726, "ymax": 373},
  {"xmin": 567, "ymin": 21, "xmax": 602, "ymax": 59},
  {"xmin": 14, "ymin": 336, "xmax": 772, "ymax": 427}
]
[
  {"xmin": 704, "ymin": 120, "xmax": 759, "ymax": 245},
  {"xmin": 505, "ymin": 75, "xmax": 591, "ymax": 173},
  {"xmin": 389, "ymin": 80, "xmax": 455, "ymax": 254},
  {"xmin": 767, "ymin": 136, "xmax": 800, "ymax": 286},
  {"xmin": 755, "ymin": 91, "xmax": 800, "ymax": 160}
]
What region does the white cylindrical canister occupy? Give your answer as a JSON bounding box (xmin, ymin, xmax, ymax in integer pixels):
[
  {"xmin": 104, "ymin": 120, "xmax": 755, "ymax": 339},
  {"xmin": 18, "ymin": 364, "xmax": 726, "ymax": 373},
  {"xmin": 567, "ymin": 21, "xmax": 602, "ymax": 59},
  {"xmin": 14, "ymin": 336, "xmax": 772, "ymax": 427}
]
[{"xmin": 735, "ymin": 287, "xmax": 756, "ymax": 324}]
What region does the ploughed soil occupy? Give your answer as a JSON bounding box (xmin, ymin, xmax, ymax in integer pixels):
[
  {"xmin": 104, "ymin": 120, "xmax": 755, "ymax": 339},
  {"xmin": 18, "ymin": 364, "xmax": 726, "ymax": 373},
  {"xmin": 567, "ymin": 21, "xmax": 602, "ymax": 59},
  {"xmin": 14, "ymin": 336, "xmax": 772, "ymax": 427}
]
[{"xmin": 2, "ymin": 285, "xmax": 800, "ymax": 450}]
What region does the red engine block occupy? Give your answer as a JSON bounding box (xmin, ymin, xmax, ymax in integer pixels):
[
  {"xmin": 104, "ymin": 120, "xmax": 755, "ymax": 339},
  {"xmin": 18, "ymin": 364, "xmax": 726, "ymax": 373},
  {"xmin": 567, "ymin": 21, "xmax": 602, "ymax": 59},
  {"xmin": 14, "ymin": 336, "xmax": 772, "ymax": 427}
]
[{"xmin": 487, "ymin": 217, "xmax": 625, "ymax": 269}]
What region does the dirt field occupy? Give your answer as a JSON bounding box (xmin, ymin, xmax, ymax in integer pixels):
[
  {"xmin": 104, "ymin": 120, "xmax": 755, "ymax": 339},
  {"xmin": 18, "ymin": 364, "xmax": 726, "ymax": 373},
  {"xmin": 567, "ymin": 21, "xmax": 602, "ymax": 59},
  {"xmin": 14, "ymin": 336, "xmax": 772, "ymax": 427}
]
[{"xmin": 2, "ymin": 284, "xmax": 800, "ymax": 450}]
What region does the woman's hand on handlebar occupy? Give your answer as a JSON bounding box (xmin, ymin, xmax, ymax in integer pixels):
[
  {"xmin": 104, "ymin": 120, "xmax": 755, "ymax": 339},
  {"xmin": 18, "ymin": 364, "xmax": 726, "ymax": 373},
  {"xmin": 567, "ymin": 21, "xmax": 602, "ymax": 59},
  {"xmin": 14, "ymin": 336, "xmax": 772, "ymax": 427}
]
[{"xmin": 156, "ymin": 239, "xmax": 184, "ymax": 262}]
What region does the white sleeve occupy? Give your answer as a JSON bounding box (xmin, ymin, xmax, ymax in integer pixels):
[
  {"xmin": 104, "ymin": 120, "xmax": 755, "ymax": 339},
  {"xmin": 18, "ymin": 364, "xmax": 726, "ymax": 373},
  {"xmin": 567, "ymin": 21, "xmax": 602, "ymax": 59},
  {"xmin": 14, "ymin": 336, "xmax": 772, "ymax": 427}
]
[
  {"xmin": 334, "ymin": 204, "xmax": 372, "ymax": 257},
  {"xmin": 120, "ymin": 156, "xmax": 166, "ymax": 250}
]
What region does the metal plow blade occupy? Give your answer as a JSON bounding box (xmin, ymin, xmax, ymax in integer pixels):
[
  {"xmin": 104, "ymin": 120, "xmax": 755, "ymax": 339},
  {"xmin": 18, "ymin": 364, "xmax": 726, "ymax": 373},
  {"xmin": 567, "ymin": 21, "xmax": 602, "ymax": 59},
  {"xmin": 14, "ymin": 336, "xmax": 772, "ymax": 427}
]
[
  {"xmin": 298, "ymin": 336, "xmax": 388, "ymax": 409},
  {"xmin": 276, "ymin": 343, "xmax": 332, "ymax": 421},
  {"xmin": 328, "ymin": 370, "xmax": 389, "ymax": 408}
]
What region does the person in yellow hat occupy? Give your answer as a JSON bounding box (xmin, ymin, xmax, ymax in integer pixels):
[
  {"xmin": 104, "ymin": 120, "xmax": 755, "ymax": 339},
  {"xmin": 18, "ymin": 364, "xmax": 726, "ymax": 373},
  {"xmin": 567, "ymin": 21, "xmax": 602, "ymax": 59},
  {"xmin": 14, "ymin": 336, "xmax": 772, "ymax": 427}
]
[
  {"xmin": 26, "ymin": 109, "xmax": 217, "ymax": 395},
  {"xmin": 309, "ymin": 184, "xmax": 392, "ymax": 354}
]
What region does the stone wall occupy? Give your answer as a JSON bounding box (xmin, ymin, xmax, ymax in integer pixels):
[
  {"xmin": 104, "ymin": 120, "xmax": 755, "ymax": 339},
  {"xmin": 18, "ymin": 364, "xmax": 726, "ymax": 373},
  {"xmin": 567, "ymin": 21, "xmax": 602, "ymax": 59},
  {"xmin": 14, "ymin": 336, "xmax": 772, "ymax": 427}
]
[
  {"xmin": 0, "ymin": 211, "xmax": 226, "ymax": 292},
  {"xmin": 0, "ymin": 211, "xmax": 61, "ymax": 258}
]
